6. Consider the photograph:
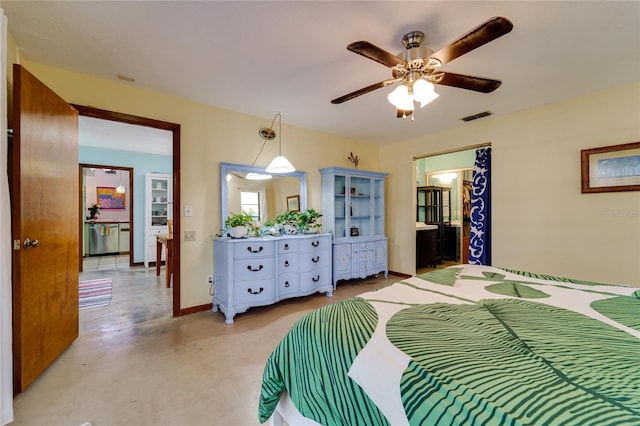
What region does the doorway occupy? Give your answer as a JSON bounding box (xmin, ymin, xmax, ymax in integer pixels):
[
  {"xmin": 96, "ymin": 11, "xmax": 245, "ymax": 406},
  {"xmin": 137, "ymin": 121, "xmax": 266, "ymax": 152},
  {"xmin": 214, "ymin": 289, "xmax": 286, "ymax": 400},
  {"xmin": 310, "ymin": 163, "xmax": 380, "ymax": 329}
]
[
  {"xmin": 80, "ymin": 165, "xmax": 133, "ymax": 272},
  {"xmin": 74, "ymin": 105, "xmax": 182, "ymax": 316},
  {"xmin": 415, "ymin": 146, "xmax": 484, "ymax": 274}
]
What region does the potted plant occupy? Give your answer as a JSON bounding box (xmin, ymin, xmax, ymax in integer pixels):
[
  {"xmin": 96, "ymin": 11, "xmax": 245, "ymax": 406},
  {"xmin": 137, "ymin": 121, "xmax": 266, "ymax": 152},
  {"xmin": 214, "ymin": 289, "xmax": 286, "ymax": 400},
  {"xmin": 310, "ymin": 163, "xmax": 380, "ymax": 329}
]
[
  {"xmin": 259, "ymin": 219, "xmax": 280, "ymax": 236},
  {"xmin": 298, "ymin": 208, "xmax": 322, "ymax": 233},
  {"xmin": 275, "ymin": 210, "xmax": 300, "ymax": 235},
  {"xmin": 87, "ymin": 203, "xmax": 101, "ymax": 220},
  {"xmin": 224, "ymin": 211, "xmax": 255, "ymax": 238}
]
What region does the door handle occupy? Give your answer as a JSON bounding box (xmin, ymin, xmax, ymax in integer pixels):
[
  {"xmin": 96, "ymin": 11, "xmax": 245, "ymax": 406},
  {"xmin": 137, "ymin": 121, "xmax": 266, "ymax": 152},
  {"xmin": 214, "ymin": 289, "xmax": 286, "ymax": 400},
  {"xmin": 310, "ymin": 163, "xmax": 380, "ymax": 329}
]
[{"xmin": 23, "ymin": 238, "xmax": 40, "ymax": 249}]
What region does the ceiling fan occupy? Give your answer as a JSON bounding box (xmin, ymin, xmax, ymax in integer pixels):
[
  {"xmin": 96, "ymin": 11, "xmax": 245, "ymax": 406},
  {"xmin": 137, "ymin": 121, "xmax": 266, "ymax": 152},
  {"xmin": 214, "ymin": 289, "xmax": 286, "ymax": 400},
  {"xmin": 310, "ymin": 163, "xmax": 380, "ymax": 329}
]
[{"xmin": 331, "ymin": 16, "xmax": 513, "ymax": 118}]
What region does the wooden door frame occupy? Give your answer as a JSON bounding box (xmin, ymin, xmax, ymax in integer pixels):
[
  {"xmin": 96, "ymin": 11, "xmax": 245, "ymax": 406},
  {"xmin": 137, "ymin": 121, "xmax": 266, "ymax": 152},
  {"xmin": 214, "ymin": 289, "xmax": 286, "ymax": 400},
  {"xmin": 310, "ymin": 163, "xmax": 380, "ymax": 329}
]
[
  {"xmin": 79, "ymin": 164, "xmax": 134, "ymax": 271},
  {"xmin": 73, "ymin": 105, "xmax": 181, "ymax": 317}
]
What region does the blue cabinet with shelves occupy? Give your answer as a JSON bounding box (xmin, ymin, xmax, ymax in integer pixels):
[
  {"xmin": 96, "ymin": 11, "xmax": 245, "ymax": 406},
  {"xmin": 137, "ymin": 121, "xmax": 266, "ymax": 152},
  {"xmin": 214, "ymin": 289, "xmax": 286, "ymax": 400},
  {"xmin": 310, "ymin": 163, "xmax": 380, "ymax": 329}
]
[{"xmin": 320, "ymin": 166, "xmax": 388, "ymax": 287}]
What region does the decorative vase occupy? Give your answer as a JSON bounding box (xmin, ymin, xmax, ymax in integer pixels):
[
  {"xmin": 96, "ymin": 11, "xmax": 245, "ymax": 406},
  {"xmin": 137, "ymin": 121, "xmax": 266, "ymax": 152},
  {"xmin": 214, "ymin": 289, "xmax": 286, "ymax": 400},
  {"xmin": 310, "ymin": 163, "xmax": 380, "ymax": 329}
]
[
  {"xmin": 230, "ymin": 226, "xmax": 247, "ymax": 239},
  {"xmin": 283, "ymin": 224, "xmax": 297, "ymax": 235}
]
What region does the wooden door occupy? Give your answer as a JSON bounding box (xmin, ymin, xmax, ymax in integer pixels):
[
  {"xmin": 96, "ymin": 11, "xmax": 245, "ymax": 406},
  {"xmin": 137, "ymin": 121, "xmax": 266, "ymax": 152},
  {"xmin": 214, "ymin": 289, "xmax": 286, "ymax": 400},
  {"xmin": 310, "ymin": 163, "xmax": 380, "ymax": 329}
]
[{"xmin": 11, "ymin": 64, "xmax": 79, "ymax": 394}]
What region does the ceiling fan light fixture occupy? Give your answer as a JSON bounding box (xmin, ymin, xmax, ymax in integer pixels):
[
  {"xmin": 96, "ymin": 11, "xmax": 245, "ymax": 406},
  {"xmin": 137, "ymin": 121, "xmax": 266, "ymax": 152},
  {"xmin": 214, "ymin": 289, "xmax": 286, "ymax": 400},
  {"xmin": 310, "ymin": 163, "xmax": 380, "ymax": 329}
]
[
  {"xmin": 413, "ymin": 79, "xmax": 439, "ymax": 107},
  {"xmin": 387, "ymin": 84, "xmax": 414, "ymax": 111}
]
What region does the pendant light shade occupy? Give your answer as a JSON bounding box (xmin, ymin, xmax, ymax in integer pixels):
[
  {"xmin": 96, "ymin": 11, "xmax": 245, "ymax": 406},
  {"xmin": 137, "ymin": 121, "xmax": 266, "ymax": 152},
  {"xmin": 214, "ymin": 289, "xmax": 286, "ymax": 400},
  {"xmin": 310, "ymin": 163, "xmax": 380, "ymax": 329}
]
[
  {"xmin": 265, "ymin": 155, "xmax": 295, "ymax": 173},
  {"xmin": 115, "ymin": 170, "xmax": 126, "ymax": 194}
]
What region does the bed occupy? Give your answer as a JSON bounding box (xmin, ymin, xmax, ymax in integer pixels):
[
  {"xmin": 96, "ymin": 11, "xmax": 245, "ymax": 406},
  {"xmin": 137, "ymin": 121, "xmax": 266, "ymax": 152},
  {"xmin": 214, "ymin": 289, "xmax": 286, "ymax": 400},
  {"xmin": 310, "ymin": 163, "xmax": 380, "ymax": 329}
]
[{"xmin": 258, "ymin": 264, "xmax": 640, "ymax": 425}]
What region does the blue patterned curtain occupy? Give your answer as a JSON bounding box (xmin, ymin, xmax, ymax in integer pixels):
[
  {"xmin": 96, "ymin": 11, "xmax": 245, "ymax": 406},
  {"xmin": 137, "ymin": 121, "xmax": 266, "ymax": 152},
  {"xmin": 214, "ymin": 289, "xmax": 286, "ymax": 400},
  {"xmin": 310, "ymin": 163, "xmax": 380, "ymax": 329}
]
[{"xmin": 468, "ymin": 147, "xmax": 491, "ymax": 265}]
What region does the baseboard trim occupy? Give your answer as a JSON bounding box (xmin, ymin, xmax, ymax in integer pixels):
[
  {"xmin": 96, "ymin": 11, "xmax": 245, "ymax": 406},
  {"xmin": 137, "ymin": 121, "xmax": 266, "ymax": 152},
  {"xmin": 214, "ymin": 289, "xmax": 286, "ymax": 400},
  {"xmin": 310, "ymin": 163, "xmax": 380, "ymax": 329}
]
[
  {"xmin": 388, "ymin": 270, "xmax": 412, "ymax": 279},
  {"xmin": 179, "ymin": 303, "xmax": 212, "ymax": 316}
]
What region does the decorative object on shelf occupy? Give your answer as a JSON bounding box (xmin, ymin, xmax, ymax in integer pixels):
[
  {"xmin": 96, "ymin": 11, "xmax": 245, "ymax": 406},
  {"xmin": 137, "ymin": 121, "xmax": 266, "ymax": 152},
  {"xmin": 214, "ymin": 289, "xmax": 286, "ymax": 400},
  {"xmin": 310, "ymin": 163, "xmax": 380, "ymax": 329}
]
[
  {"xmin": 87, "ymin": 203, "xmax": 101, "ymax": 220},
  {"xmin": 286, "ymin": 195, "xmax": 300, "ymax": 212},
  {"xmin": 581, "ymin": 141, "xmax": 640, "ymax": 193},
  {"xmin": 350, "ymin": 226, "xmax": 359, "ymax": 236},
  {"xmin": 224, "ymin": 211, "xmax": 255, "ymax": 238},
  {"xmin": 347, "ymin": 152, "xmax": 360, "ymax": 168}
]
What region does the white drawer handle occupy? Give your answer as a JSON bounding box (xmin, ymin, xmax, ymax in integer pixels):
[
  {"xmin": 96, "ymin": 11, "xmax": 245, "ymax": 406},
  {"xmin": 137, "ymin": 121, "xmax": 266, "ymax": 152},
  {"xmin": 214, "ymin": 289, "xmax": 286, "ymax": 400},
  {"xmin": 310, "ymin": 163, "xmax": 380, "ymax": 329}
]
[
  {"xmin": 247, "ymin": 265, "xmax": 264, "ymax": 272},
  {"xmin": 247, "ymin": 246, "xmax": 264, "ymax": 253},
  {"xmin": 312, "ymin": 275, "xmax": 320, "ymax": 282},
  {"xmin": 312, "ymin": 256, "xmax": 320, "ymax": 263},
  {"xmin": 247, "ymin": 287, "xmax": 264, "ymax": 295},
  {"xmin": 311, "ymin": 241, "xmax": 320, "ymax": 247}
]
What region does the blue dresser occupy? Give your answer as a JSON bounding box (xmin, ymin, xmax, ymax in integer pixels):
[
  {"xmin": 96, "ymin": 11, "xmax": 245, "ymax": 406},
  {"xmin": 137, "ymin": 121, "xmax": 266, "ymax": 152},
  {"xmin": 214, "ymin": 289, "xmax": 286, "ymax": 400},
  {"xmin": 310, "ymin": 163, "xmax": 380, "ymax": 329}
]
[{"xmin": 213, "ymin": 233, "xmax": 333, "ymax": 324}]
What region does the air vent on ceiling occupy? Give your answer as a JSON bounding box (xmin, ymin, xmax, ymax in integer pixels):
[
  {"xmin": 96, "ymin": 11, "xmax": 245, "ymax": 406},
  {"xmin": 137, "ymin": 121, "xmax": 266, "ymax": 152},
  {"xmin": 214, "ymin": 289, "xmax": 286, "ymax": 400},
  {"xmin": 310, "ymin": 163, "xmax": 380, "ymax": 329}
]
[{"xmin": 460, "ymin": 111, "xmax": 493, "ymax": 122}]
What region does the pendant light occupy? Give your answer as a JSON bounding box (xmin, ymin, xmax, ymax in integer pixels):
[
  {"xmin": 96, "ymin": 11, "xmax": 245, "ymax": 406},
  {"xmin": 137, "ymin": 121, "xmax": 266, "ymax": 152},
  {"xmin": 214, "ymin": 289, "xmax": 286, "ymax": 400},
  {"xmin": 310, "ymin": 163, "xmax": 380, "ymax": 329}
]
[
  {"xmin": 116, "ymin": 170, "xmax": 125, "ymax": 194},
  {"xmin": 265, "ymin": 113, "xmax": 295, "ymax": 174}
]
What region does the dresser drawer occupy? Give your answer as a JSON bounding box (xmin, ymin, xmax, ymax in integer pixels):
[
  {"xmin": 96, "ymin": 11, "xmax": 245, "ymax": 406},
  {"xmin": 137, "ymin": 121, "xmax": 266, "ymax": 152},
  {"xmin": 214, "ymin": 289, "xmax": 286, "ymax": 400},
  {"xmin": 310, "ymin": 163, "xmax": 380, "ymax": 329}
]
[
  {"xmin": 233, "ymin": 279, "xmax": 276, "ymax": 306},
  {"xmin": 353, "ymin": 242, "xmax": 373, "ymax": 253},
  {"xmin": 233, "ymin": 241, "xmax": 276, "ymax": 259},
  {"xmin": 278, "ymin": 254, "xmax": 299, "ymax": 273},
  {"xmin": 299, "ymin": 250, "xmax": 329, "ymax": 271},
  {"xmin": 300, "ymin": 267, "xmax": 330, "ymax": 293},
  {"xmin": 299, "ymin": 236, "xmax": 330, "ymax": 252},
  {"xmin": 233, "ymin": 258, "xmax": 276, "ymax": 280},
  {"xmin": 278, "ymin": 273, "xmax": 299, "ymax": 297},
  {"xmin": 278, "ymin": 239, "xmax": 298, "ymax": 254}
]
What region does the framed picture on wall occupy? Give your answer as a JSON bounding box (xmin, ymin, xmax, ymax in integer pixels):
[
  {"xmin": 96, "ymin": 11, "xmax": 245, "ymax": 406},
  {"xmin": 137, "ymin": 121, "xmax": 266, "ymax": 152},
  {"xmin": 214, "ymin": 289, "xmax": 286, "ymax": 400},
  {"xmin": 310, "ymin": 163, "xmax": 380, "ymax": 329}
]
[
  {"xmin": 286, "ymin": 195, "xmax": 300, "ymax": 212},
  {"xmin": 97, "ymin": 186, "xmax": 126, "ymax": 209},
  {"xmin": 581, "ymin": 141, "xmax": 640, "ymax": 193}
]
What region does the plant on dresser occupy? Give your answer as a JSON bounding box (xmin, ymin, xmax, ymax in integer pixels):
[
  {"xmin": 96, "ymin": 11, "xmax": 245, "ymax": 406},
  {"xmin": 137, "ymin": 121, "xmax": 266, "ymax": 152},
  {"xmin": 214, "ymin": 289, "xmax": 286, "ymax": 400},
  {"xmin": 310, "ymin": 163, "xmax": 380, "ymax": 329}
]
[
  {"xmin": 320, "ymin": 166, "xmax": 388, "ymax": 288},
  {"xmin": 212, "ymin": 234, "xmax": 333, "ymax": 324}
]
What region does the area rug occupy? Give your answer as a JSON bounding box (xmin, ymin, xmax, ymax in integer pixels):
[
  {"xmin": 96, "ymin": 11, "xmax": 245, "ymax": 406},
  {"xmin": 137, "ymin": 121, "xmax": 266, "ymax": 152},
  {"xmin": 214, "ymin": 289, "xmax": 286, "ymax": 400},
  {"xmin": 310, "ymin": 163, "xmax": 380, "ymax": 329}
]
[{"xmin": 79, "ymin": 278, "xmax": 112, "ymax": 310}]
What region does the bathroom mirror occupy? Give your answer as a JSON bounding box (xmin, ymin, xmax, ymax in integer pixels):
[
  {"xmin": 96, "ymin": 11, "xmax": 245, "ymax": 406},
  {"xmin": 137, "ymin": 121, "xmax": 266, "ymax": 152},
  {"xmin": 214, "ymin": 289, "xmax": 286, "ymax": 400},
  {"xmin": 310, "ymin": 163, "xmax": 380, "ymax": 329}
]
[{"xmin": 220, "ymin": 162, "xmax": 307, "ymax": 228}]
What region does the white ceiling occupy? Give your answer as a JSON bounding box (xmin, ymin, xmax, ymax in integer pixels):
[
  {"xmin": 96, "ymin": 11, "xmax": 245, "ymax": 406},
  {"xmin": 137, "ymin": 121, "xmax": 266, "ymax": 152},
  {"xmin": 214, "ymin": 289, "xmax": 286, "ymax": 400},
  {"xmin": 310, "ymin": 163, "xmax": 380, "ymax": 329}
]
[{"xmin": 4, "ymin": 1, "xmax": 639, "ymax": 145}]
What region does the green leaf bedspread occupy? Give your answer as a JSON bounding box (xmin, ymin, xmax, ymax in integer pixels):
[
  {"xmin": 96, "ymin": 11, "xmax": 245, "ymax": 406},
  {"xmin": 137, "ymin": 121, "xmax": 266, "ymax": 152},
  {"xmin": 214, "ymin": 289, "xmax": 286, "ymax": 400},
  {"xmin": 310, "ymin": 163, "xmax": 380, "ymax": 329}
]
[{"xmin": 258, "ymin": 264, "xmax": 640, "ymax": 425}]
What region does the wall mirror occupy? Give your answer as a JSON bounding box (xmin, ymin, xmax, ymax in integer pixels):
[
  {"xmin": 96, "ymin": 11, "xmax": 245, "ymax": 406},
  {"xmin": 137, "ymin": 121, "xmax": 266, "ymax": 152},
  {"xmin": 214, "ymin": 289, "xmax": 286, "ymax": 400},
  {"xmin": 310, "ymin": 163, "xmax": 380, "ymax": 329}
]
[{"xmin": 220, "ymin": 162, "xmax": 307, "ymax": 228}]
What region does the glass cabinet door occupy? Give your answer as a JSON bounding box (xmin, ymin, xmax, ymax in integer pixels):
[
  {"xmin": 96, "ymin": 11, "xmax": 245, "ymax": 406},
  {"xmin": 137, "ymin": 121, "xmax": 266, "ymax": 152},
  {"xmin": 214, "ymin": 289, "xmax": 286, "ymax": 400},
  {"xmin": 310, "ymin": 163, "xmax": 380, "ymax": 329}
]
[
  {"xmin": 349, "ymin": 175, "xmax": 371, "ymax": 237},
  {"xmin": 333, "ymin": 174, "xmax": 347, "ymax": 238},
  {"xmin": 373, "ymin": 178, "xmax": 384, "ymax": 236},
  {"xmin": 150, "ymin": 177, "xmax": 170, "ymax": 226}
]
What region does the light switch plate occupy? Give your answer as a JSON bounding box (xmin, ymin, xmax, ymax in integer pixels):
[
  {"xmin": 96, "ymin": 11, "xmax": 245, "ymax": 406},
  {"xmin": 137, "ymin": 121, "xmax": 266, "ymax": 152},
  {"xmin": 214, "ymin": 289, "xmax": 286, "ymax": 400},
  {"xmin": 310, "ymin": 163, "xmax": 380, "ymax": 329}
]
[
  {"xmin": 184, "ymin": 231, "xmax": 196, "ymax": 241},
  {"xmin": 184, "ymin": 205, "xmax": 193, "ymax": 217}
]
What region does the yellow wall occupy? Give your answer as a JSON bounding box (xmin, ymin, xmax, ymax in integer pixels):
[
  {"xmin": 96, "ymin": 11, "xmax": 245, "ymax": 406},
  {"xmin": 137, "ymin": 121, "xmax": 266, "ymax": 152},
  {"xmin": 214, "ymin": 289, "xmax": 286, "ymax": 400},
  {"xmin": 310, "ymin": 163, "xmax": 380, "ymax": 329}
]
[
  {"xmin": 380, "ymin": 82, "xmax": 640, "ymax": 287},
  {"xmin": 11, "ymin": 53, "xmax": 640, "ymax": 308},
  {"xmin": 17, "ymin": 60, "xmax": 379, "ymax": 309}
]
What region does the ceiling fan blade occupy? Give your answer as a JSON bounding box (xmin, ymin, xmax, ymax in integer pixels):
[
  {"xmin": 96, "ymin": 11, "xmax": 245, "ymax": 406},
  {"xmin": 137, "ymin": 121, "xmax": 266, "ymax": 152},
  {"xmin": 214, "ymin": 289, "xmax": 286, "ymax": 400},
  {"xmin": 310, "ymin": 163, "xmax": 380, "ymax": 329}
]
[
  {"xmin": 432, "ymin": 72, "xmax": 502, "ymax": 93},
  {"xmin": 331, "ymin": 80, "xmax": 395, "ymax": 104},
  {"xmin": 430, "ymin": 16, "xmax": 513, "ymax": 66},
  {"xmin": 347, "ymin": 41, "xmax": 405, "ymax": 68}
]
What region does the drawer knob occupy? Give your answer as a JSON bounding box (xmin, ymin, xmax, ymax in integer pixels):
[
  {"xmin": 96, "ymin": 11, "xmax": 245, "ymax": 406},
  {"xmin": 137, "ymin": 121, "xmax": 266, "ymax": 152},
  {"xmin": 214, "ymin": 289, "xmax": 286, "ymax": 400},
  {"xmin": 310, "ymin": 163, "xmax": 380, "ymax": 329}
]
[
  {"xmin": 247, "ymin": 265, "xmax": 264, "ymax": 272},
  {"xmin": 311, "ymin": 241, "xmax": 320, "ymax": 247},
  {"xmin": 284, "ymin": 281, "xmax": 290, "ymax": 288},
  {"xmin": 284, "ymin": 260, "xmax": 290, "ymax": 267},
  {"xmin": 247, "ymin": 246, "xmax": 264, "ymax": 253},
  {"xmin": 312, "ymin": 256, "xmax": 320, "ymax": 263},
  {"xmin": 284, "ymin": 243, "xmax": 289, "ymax": 250},
  {"xmin": 247, "ymin": 287, "xmax": 264, "ymax": 295},
  {"xmin": 312, "ymin": 275, "xmax": 320, "ymax": 282}
]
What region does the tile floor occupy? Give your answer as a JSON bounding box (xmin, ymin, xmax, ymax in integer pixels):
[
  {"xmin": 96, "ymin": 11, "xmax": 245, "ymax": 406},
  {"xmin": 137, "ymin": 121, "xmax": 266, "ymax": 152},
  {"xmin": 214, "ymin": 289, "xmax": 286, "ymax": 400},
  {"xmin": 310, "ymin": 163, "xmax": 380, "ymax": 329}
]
[{"xmin": 10, "ymin": 261, "xmax": 399, "ymax": 426}]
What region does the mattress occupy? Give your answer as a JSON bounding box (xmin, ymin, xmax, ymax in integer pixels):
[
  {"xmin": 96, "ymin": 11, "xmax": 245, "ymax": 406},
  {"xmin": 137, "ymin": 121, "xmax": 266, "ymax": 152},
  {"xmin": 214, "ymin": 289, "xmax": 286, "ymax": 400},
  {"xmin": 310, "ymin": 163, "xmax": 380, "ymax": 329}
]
[{"xmin": 258, "ymin": 264, "xmax": 640, "ymax": 425}]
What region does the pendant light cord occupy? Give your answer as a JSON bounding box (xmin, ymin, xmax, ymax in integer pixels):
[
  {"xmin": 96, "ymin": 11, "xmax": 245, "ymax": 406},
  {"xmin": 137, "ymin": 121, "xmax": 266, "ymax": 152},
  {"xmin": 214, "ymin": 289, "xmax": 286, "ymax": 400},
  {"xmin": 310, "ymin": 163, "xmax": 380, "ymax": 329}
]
[{"xmin": 251, "ymin": 113, "xmax": 281, "ymax": 166}]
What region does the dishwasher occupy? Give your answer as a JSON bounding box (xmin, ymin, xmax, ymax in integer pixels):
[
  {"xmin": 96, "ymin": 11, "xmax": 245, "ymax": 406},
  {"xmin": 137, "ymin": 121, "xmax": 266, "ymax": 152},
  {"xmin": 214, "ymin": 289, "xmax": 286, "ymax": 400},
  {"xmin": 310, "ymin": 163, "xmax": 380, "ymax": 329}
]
[{"xmin": 89, "ymin": 223, "xmax": 120, "ymax": 255}]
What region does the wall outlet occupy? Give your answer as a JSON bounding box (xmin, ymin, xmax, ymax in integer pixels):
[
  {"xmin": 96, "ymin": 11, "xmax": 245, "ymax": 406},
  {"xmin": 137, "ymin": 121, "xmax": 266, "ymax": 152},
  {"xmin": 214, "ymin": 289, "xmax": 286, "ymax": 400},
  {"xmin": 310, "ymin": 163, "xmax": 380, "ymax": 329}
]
[
  {"xmin": 206, "ymin": 275, "xmax": 213, "ymax": 285},
  {"xmin": 184, "ymin": 230, "xmax": 196, "ymax": 241}
]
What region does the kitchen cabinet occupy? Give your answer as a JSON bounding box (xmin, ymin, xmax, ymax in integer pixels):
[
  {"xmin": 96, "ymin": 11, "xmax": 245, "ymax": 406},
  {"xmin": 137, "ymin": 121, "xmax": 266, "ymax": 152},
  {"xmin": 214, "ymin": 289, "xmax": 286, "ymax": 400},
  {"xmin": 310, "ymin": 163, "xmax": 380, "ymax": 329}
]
[
  {"xmin": 213, "ymin": 234, "xmax": 333, "ymax": 324},
  {"xmin": 320, "ymin": 166, "xmax": 388, "ymax": 287},
  {"xmin": 145, "ymin": 173, "xmax": 172, "ymax": 267}
]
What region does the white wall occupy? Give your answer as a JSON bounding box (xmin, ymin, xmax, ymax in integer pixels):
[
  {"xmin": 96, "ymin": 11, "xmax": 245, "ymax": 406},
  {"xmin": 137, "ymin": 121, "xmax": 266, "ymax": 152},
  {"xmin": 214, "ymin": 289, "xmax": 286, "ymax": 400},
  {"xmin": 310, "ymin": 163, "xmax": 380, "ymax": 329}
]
[{"xmin": 380, "ymin": 82, "xmax": 640, "ymax": 287}]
